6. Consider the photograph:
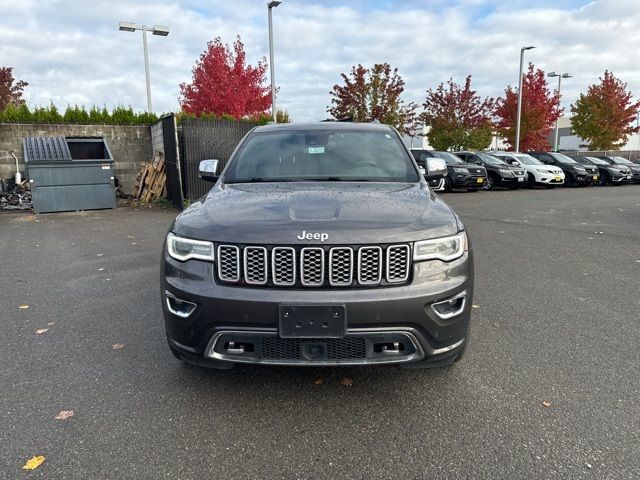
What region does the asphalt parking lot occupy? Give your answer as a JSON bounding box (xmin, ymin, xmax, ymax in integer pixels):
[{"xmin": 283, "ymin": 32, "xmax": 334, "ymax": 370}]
[{"xmin": 1, "ymin": 186, "xmax": 639, "ymax": 479}]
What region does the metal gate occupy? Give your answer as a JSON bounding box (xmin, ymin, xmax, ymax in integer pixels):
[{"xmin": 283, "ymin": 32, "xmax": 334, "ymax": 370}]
[{"xmin": 180, "ymin": 117, "xmax": 259, "ymax": 201}]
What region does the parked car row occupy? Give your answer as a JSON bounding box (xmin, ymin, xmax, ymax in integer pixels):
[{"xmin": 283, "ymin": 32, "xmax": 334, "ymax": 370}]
[{"xmin": 411, "ymin": 149, "xmax": 640, "ymax": 192}]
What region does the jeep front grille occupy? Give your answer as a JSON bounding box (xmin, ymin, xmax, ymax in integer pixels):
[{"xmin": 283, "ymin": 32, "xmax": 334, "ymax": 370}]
[{"xmin": 215, "ymin": 244, "xmax": 411, "ymax": 288}]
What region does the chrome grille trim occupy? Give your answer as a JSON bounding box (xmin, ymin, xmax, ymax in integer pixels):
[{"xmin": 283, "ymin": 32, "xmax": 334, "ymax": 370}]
[
  {"xmin": 329, "ymin": 247, "xmax": 353, "ymax": 286},
  {"xmin": 243, "ymin": 246, "xmax": 268, "ymax": 285},
  {"xmin": 217, "ymin": 245, "xmax": 240, "ymax": 282},
  {"xmin": 386, "ymin": 244, "xmax": 410, "ymax": 283},
  {"xmin": 300, "ymin": 247, "xmax": 325, "ymax": 287},
  {"xmin": 357, "ymin": 246, "xmax": 382, "ymax": 285},
  {"xmin": 272, "ymin": 247, "xmax": 296, "ymax": 286},
  {"xmin": 215, "ymin": 244, "xmax": 410, "ymax": 288}
]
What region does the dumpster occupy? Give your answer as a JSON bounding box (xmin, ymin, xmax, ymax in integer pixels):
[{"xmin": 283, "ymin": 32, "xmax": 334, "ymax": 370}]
[{"xmin": 24, "ymin": 137, "xmax": 117, "ymax": 213}]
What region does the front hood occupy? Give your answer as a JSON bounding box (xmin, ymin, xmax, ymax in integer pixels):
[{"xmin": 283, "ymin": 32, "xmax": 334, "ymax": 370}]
[{"xmin": 173, "ymin": 182, "xmax": 459, "ymax": 244}]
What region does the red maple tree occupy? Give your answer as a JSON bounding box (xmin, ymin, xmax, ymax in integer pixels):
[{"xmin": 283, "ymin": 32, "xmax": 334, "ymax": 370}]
[
  {"xmin": 179, "ymin": 36, "xmax": 271, "ymax": 119},
  {"xmin": 494, "ymin": 63, "xmax": 562, "ymax": 151},
  {"xmin": 570, "ymin": 71, "xmax": 640, "ymax": 150},
  {"xmin": 0, "ymin": 67, "xmax": 28, "ymax": 111},
  {"xmin": 422, "ymin": 76, "xmax": 495, "ymax": 151},
  {"xmin": 328, "ymin": 63, "xmax": 418, "ymax": 135}
]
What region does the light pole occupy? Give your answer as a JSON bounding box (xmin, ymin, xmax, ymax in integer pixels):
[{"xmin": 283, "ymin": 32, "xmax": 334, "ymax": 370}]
[
  {"xmin": 267, "ymin": 1, "xmax": 282, "ymax": 122},
  {"xmin": 515, "ymin": 46, "xmax": 535, "ymax": 152},
  {"xmin": 118, "ymin": 21, "xmax": 169, "ymax": 113},
  {"xmin": 547, "ymin": 72, "xmax": 572, "ymax": 152}
]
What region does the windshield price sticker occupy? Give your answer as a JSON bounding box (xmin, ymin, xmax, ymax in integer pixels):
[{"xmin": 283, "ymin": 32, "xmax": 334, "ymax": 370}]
[{"xmin": 308, "ymin": 146, "xmax": 325, "ymax": 154}]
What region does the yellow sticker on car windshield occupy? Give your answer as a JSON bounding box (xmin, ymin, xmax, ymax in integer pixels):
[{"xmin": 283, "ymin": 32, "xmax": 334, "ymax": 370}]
[{"xmin": 308, "ymin": 146, "xmax": 325, "ymax": 154}]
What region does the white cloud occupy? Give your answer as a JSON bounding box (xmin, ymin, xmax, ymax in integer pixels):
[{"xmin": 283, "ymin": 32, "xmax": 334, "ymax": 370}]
[{"xmin": 0, "ymin": 0, "xmax": 638, "ymax": 121}]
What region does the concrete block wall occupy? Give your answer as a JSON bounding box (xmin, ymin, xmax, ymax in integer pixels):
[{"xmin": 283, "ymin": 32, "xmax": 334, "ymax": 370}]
[{"xmin": 0, "ymin": 123, "xmax": 153, "ymax": 194}]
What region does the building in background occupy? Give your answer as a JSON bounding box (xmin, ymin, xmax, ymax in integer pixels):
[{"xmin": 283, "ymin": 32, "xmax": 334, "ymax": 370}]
[{"xmin": 550, "ymin": 117, "xmax": 640, "ymax": 152}]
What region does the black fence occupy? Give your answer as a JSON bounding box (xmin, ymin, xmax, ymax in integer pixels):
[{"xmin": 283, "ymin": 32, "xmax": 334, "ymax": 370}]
[
  {"xmin": 180, "ymin": 117, "xmax": 259, "ymax": 201},
  {"xmin": 161, "ymin": 115, "xmax": 184, "ymax": 207}
]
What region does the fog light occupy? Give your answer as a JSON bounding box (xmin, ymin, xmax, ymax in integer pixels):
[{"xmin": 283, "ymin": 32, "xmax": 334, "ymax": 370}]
[
  {"xmin": 165, "ymin": 293, "xmax": 197, "ymax": 318},
  {"xmin": 431, "ymin": 291, "xmax": 466, "ymax": 319}
]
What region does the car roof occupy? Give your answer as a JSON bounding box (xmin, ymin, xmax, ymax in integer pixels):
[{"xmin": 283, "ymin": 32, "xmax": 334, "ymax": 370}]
[{"xmin": 252, "ymin": 122, "xmax": 395, "ymax": 133}]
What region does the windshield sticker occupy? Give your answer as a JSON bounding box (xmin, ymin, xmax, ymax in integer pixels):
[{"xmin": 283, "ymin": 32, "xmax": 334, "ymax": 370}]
[
  {"xmin": 308, "ymin": 146, "xmax": 325, "ymax": 154},
  {"xmin": 385, "ymin": 134, "xmax": 391, "ymax": 138}
]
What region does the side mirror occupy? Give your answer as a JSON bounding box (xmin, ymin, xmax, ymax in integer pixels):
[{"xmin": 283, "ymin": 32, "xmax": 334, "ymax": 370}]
[
  {"xmin": 424, "ymin": 158, "xmax": 447, "ymax": 181},
  {"xmin": 199, "ymin": 159, "xmax": 220, "ymax": 182}
]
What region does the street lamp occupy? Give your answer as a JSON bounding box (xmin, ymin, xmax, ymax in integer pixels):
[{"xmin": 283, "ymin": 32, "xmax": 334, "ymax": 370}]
[
  {"xmin": 118, "ymin": 21, "xmax": 170, "ymax": 113},
  {"xmin": 267, "ymin": 1, "xmax": 282, "ymax": 122},
  {"xmin": 547, "ymin": 72, "xmax": 572, "ymax": 152},
  {"xmin": 515, "ymin": 46, "xmax": 535, "ymax": 153}
]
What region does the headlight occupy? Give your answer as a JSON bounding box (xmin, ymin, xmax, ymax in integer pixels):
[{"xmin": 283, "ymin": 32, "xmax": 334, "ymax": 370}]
[
  {"xmin": 414, "ymin": 232, "xmax": 467, "ymax": 262},
  {"xmin": 498, "ymin": 169, "xmax": 513, "ymax": 176},
  {"xmin": 574, "ymin": 167, "xmax": 587, "ymax": 173},
  {"xmin": 166, "ymin": 232, "xmax": 215, "ymax": 262},
  {"xmin": 453, "ymin": 167, "xmax": 469, "ymax": 174},
  {"xmin": 536, "ymin": 168, "xmax": 548, "ymax": 173}
]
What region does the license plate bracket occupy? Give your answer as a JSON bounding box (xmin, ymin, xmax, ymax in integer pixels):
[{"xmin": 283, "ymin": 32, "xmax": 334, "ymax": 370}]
[{"xmin": 279, "ymin": 305, "xmax": 346, "ymax": 338}]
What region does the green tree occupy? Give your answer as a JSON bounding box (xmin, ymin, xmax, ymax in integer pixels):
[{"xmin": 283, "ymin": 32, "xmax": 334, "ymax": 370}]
[
  {"xmin": 275, "ymin": 109, "xmax": 291, "ymax": 123},
  {"xmin": 570, "ymin": 71, "xmax": 640, "ymax": 150}
]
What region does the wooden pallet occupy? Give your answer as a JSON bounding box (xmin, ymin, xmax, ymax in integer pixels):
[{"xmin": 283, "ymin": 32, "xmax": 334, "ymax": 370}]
[{"xmin": 133, "ymin": 155, "xmax": 166, "ymax": 202}]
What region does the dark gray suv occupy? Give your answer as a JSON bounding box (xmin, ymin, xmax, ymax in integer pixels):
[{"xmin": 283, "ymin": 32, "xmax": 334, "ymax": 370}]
[{"xmin": 161, "ymin": 123, "xmax": 474, "ymax": 369}]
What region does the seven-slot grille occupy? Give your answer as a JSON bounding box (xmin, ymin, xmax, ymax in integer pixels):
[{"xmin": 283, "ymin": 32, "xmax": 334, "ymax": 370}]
[{"xmin": 216, "ymin": 244, "xmax": 411, "ymax": 288}]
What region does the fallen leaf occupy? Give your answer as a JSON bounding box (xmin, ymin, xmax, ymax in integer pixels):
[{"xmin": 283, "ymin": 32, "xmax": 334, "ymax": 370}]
[
  {"xmin": 54, "ymin": 410, "xmax": 74, "ymax": 420},
  {"xmin": 47, "ymin": 322, "xmax": 55, "ymax": 326},
  {"xmin": 22, "ymin": 455, "xmax": 45, "ymax": 470},
  {"xmin": 98, "ymin": 268, "xmax": 104, "ymax": 271},
  {"xmin": 595, "ymin": 231, "xmax": 604, "ymax": 235},
  {"xmin": 19, "ymin": 304, "xmax": 29, "ymax": 309},
  {"xmin": 35, "ymin": 328, "xmax": 49, "ymax": 334},
  {"xmin": 542, "ymin": 401, "xmax": 551, "ymax": 408},
  {"xmin": 313, "ymin": 378, "xmax": 323, "ymax": 385},
  {"xmin": 131, "ymin": 242, "xmax": 137, "ymax": 245},
  {"xmin": 472, "ymin": 304, "xmax": 480, "ymax": 309},
  {"xmin": 340, "ymin": 378, "xmax": 354, "ymax": 387},
  {"xmin": 96, "ymin": 253, "xmax": 103, "ymax": 257},
  {"xmin": 112, "ymin": 343, "xmax": 125, "ymax": 350}
]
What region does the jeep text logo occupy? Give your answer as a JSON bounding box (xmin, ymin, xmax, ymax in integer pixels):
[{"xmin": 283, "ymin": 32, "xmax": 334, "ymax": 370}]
[{"xmin": 297, "ymin": 230, "xmax": 329, "ymax": 242}]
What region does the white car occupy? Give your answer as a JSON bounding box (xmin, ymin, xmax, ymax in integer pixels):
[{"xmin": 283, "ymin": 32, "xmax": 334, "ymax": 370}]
[{"xmin": 490, "ymin": 152, "xmax": 565, "ymax": 187}]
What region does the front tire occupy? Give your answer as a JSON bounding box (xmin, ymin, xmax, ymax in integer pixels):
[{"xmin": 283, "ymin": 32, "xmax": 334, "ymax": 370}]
[
  {"xmin": 527, "ymin": 173, "xmax": 536, "ymax": 188},
  {"xmin": 596, "ymin": 173, "xmax": 607, "ymax": 186},
  {"xmin": 484, "ymin": 174, "xmax": 495, "ymax": 191},
  {"xmin": 443, "ymin": 176, "xmax": 453, "ymax": 192},
  {"xmin": 564, "ymin": 174, "xmax": 574, "ymax": 187}
]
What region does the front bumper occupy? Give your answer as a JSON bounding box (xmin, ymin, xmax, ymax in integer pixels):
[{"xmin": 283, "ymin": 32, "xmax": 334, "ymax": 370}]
[
  {"xmin": 533, "ymin": 172, "xmax": 564, "ymax": 184},
  {"xmin": 162, "ymin": 249, "xmax": 474, "ymax": 367},
  {"xmin": 571, "ymin": 172, "xmax": 593, "ymax": 184},
  {"xmin": 449, "ymin": 173, "xmax": 487, "ymax": 189},
  {"xmin": 496, "ymin": 175, "xmax": 526, "ymax": 187}
]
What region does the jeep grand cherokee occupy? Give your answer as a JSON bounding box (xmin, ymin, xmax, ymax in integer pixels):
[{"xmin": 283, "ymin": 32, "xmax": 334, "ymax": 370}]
[{"xmin": 161, "ymin": 123, "xmax": 474, "ymax": 369}]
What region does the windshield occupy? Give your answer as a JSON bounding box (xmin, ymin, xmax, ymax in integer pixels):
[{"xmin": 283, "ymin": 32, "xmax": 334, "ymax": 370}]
[
  {"xmin": 585, "ymin": 156, "xmax": 608, "ymax": 165},
  {"xmin": 514, "ymin": 154, "xmax": 542, "ymax": 165},
  {"xmin": 224, "ymin": 128, "xmax": 420, "ymax": 183},
  {"xmin": 432, "ymin": 151, "xmax": 464, "ymax": 164},
  {"xmin": 612, "ymin": 156, "xmax": 633, "ymax": 165},
  {"xmin": 551, "ymin": 152, "xmax": 577, "ymax": 164},
  {"xmin": 476, "ymin": 152, "xmax": 507, "ymax": 166}
]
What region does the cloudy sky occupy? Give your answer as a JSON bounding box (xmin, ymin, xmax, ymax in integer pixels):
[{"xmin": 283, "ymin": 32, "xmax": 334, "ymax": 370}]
[{"xmin": 1, "ymin": 0, "xmax": 639, "ymax": 121}]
